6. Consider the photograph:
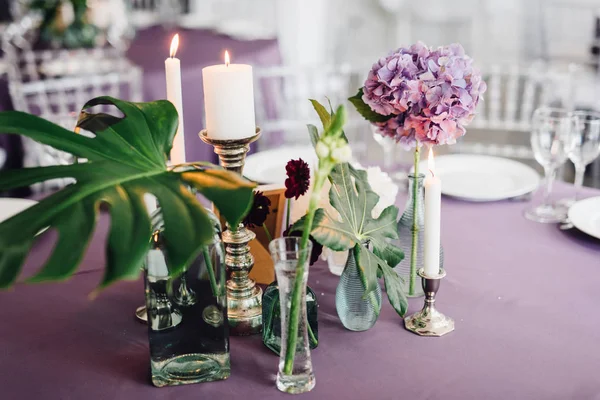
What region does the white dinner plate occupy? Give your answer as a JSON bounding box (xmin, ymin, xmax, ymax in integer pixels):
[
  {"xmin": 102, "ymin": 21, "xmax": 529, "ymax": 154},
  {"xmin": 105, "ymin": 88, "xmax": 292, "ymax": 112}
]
[
  {"xmin": 416, "ymin": 154, "xmax": 540, "ymax": 202},
  {"xmin": 0, "ymin": 198, "xmax": 38, "ymax": 224},
  {"xmin": 244, "ymin": 146, "xmax": 317, "ymax": 184},
  {"xmin": 568, "ymin": 197, "xmax": 600, "ymax": 239}
]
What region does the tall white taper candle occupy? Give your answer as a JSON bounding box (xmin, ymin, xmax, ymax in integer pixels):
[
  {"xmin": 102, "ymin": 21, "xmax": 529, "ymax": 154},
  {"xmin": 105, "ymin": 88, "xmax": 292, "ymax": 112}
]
[
  {"xmin": 423, "ymin": 147, "xmax": 442, "ymax": 277},
  {"xmin": 165, "ymin": 33, "xmax": 186, "ymax": 164}
]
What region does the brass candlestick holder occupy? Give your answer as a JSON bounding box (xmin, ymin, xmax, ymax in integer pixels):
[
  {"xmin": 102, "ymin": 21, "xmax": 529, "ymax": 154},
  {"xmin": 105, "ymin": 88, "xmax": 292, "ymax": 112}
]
[
  {"xmin": 200, "ymin": 128, "xmax": 262, "ymax": 336},
  {"xmin": 404, "ymin": 268, "xmax": 455, "ymax": 336}
]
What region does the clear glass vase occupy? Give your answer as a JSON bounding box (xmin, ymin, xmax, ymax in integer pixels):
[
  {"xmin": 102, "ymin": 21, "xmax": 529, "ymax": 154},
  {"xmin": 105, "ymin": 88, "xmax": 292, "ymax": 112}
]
[
  {"xmin": 144, "ymin": 209, "xmax": 230, "ymax": 387},
  {"xmin": 262, "ymin": 281, "xmax": 319, "ymax": 355},
  {"xmin": 269, "ymin": 237, "xmax": 315, "ymax": 394},
  {"xmin": 335, "ymin": 246, "xmax": 382, "ymax": 331},
  {"xmin": 394, "ymin": 173, "xmax": 444, "ymax": 297}
]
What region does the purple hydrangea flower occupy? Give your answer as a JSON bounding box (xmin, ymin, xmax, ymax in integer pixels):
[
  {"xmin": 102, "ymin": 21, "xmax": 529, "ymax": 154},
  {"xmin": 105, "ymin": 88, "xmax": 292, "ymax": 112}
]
[{"xmin": 363, "ymin": 42, "xmax": 487, "ymax": 148}]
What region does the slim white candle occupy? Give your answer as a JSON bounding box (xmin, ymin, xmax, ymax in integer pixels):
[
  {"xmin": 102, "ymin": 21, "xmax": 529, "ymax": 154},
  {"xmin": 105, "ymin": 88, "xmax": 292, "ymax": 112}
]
[
  {"xmin": 424, "ymin": 148, "xmax": 442, "ymax": 277},
  {"xmin": 202, "ymin": 50, "xmax": 256, "ymax": 140},
  {"xmin": 165, "ymin": 34, "xmax": 186, "ymax": 164}
]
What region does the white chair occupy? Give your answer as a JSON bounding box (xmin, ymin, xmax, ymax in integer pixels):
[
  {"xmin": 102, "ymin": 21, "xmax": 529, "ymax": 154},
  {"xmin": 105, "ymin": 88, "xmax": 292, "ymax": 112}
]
[
  {"xmin": 3, "ymin": 20, "xmax": 143, "ymax": 193},
  {"xmin": 253, "ymin": 64, "xmax": 367, "ymax": 154},
  {"xmin": 454, "ymin": 61, "xmax": 575, "ymax": 159},
  {"xmin": 130, "ymin": 0, "xmax": 186, "ymax": 28}
]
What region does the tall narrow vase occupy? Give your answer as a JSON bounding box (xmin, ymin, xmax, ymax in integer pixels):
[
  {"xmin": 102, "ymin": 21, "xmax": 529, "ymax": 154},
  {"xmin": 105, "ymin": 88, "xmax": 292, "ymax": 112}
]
[
  {"xmin": 395, "ymin": 173, "xmax": 444, "ymax": 297},
  {"xmin": 269, "ymin": 237, "xmax": 315, "ymax": 394},
  {"xmin": 335, "ymin": 246, "xmax": 382, "ymax": 331},
  {"xmin": 145, "ymin": 210, "xmax": 229, "ymax": 387}
]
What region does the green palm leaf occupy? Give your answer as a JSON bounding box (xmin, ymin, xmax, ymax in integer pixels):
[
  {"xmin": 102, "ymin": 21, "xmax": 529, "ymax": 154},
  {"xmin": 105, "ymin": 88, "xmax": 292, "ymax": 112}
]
[{"xmin": 0, "ymin": 96, "xmax": 255, "ymax": 291}]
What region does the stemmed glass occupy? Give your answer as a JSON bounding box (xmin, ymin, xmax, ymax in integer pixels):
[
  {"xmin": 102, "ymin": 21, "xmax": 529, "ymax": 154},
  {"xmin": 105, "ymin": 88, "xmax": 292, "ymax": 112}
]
[
  {"xmin": 562, "ymin": 110, "xmax": 600, "ymax": 205},
  {"xmin": 371, "ymin": 125, "xmax": 395, "ymax": 170},
  {"xmin": 370, "ymin": 125, "xmax": 408, "ymax": 184},
  {"xmin": 525, "ymin": 108, "xmax": 577, "ymax": 223}
]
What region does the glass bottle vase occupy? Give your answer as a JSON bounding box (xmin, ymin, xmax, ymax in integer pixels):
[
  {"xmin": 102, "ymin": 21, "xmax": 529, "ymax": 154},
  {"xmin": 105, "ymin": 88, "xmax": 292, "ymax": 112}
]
[
  {"xmin": 144, "ymin": 209, "xmax": 230, "ymax": 387},
  {"xmin": 335, "ymin": 246, "xmax": 382, "ymax": 331},
  {"xmin": 269, "ymin": 237, "xmax": 316, "ymax": 394},
  {"xmin": 262, "ymin": 281, "xmax": 319, "ymax": 355},
  {"xmin": 394, "ymin": 173, "xmax": 444, "ymax": 297}
]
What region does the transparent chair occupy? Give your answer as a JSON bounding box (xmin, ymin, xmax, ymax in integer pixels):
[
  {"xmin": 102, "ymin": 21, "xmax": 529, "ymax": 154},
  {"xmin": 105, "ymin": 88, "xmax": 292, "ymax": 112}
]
[
  {"xmin": 130, "ymin": 0, "xmax": 186, "ymax": 28},
  {"xmin": 253, "ymin": 64, "xmax": 367, "ymax": 155},
  {"xmin": 453, "ymin": 61, "xmax": 575, "ymax": 160},
  {"xmin": 3, "ymin": 19, "xmax": 143, "ymax": 193}
]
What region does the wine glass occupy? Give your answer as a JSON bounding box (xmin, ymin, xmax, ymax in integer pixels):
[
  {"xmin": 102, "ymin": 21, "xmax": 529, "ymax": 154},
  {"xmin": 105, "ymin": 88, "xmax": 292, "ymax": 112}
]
[
  {"xmin": 525, "ymin": 108, "xmax": 577, "ymax": 223},
  {"xmin": 370, "ymin": 125, "xmax": 408, "ymax": 184},
  {"xmin": 562, "ymin": 110, "xmax": 600, "ymax": 205},
  {"xmin": 370, "ymin": 125, "xmax": 395, "ymax": 169}
]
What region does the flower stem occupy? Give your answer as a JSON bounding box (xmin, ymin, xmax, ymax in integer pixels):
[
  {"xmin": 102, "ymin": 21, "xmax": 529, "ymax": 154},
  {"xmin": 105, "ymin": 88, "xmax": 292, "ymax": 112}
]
[
  {"xmin": 203, "ymin": 247, "xmax": 221, "ymax": 297},
  {"xmin": 262, "ymin": 223, "xmax": 272, "ymax": 243},
  {"xmin": 283, "ymin": 172, "xmax": 325, "ymax": 375},
  {"xmin": 307, "ymin": 321, "xmax": 318, "ymax": 347},
  {"xmin": 285, "ymin": 198, "xmax": 291, "ymax": 229},
  {"xmin": 409, "ymin": 148, "xmax": 420, "ymax": 296}
]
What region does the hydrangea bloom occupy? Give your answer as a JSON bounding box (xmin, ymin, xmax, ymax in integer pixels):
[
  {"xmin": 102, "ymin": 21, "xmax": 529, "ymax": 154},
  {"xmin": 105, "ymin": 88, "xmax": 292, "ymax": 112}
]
[{"xmin": 363, "ymin": 42, "xmax": 486, "ymax": 149}]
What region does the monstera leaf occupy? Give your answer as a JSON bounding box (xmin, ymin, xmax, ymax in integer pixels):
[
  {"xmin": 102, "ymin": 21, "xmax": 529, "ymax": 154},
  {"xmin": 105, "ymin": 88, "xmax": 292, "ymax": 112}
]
[
  {"xmin": 293, "ymin": 101, "xmax": 408, "ymax": 316},
  {"xmin": 0, "ymin": 96, "xmax": 255, "ymax": 291}
]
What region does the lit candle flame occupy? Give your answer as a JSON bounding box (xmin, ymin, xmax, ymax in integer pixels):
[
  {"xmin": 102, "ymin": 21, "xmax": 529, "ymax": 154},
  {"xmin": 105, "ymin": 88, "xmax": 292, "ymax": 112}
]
[
  {"xmin": 224, "ymin": 50, "xmax": 230, "ymax": 66},
  {"xmin": 169, "ymin": 34, "xmax": 179, "ymax": 58},
  {"xmin": 428, "ymin": 147, "xmax": 436, "ymax": 178}
]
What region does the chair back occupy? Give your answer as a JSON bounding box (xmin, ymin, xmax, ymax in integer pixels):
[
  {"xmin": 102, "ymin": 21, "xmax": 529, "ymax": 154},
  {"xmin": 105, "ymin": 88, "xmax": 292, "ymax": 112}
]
[
  {"xmin": 3, "ymin": 22, "xmax": 143, "ymax": 192},
  {"xmin": 456, "ymin": 61, "xmax": 574, "ymax": 159},
  {"xmin": 253, "ymin": 64, "xmax": 367, "ymax": 153}
]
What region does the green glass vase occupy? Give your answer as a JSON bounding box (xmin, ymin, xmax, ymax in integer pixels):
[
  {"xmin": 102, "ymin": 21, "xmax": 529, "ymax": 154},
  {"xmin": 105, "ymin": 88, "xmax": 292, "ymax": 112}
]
[{"xmin": 261, "ymin": 281, "xmax": 318, "ymax": 355}]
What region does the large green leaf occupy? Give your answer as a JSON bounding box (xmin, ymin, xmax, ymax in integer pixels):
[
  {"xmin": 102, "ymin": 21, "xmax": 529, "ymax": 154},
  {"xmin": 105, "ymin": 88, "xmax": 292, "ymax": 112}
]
[
  {"xmin": 298, "ymin": 100, "xmax": 407, "ymax": 316},
  {"xmin": 0, "ymin": 96, "xmax": 255, "ymax": 291},
  {"xmin": 380, "ymin": 260, "xmax": 408, "ymax": 316}
]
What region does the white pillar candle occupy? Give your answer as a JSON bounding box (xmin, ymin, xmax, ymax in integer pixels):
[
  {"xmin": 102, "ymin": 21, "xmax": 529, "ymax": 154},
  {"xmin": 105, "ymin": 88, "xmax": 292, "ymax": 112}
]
[
  {"xmin": 423, "ymin": 148, "xmax": 442, "ymax": 278},
  {"xmin": 147, "ymin": 248, "xmax": 169, "ymax": 278},
  {"xmin": 202, "ymin": 51, "xmax": 256, "ymax": 140},
  {"xmin": 165, "ymin": 34, "xmax": 186, "ymax": 164}
]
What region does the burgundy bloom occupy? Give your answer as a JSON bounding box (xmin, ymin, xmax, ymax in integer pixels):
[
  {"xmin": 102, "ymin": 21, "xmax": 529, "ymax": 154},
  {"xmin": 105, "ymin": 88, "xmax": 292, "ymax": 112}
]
[
  {"xmin": 244, "ymin": 191, "xmax": 271, "ymax": 228},
  {"xmin": 284, "ymin": 158, "xmax": 310, "ymax": 200},
  {"xmin": 283, "ymin": 225, "xmax": 323, "ymax": 266}
]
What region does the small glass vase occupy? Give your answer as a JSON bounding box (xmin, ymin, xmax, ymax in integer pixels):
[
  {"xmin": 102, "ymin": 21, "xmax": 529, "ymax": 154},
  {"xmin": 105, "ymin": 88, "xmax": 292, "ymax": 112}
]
[
  {"xmin": 144, "ymin": 209, "xmax": 230, "ymax": 387},
  {"xmin": 395, "ymin": 173, "xmax": 444, "ymax": 298},
  {"xmin": 335, "ymin": 246, "xmax": 382, "ymax": 331},
  {"xmin": 269, "ymin": 237, "xmax": 316, "ymax": 394},
  {"xmin": 262, "ymin": 281, "xmax": 319, "ymax": 355}
]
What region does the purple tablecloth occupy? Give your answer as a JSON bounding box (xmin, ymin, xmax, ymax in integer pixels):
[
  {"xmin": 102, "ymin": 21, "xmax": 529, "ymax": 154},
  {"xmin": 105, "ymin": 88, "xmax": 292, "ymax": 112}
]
[
  {"xmin": 0, "ymin": 27, "xmax": 280, "ymax": 171},
  {"xmin": 1, "ymin": 182, "xmax": 600, "ymax": 399}
]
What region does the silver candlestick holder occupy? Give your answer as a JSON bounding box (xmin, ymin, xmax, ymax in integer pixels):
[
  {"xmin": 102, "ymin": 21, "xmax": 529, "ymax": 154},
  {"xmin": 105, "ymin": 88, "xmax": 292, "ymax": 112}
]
[
  {"xmin": 404, "ymin": 268, "xmax": 455, "ymax": 336},
  {"xmin": 200, "ymin": 128, "xmax": 262, "ymax": 336}
]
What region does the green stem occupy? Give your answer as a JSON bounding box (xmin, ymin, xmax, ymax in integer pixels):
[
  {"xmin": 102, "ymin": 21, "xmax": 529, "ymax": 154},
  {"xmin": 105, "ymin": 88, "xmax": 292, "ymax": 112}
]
[
  {"xmin": 262, "ymin": 223, "xmax": 273, "ymax": 243},
  {"xmin": 203, "ymin": 247, "xmax": 221, "ymax": 297},
  {"xmin": 283, "ymin": 172, "xmax": 325, "ymax": 375},
  {"xmin": 409, "ymin": 148, "xmax": 420, "ymax": 296},
  {"xmin": 285, "ymin": 198, "xmax": 291, "ymax": 229},
  {"xmin": 307, "ymin": 321, "xmax": 318, "ymax": 347}
]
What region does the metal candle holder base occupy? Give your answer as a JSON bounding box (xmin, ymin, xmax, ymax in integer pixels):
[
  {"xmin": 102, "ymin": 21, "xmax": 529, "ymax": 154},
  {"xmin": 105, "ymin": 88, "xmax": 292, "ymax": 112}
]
[
  {"xmin": 404, "ymin": 268, "xmax": 455, "ymax": 337},
  {"xmin": 200, "ymin": 128, "xmax": 263, "ymax": 336}
]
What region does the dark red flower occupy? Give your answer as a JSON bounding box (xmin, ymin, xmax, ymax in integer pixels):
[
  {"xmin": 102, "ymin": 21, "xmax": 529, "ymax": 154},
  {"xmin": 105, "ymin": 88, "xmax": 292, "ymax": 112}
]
[
  {"xmin": 284, "ymin": 158, "xmax": 310, "ymax": 200},
  {"xmin": 283, "ymin": 225, "xmax": 323, "ymax": 266},
  {"xmin": 244, "ymin": 191, "xmax": 271, "ymax": 228}
]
